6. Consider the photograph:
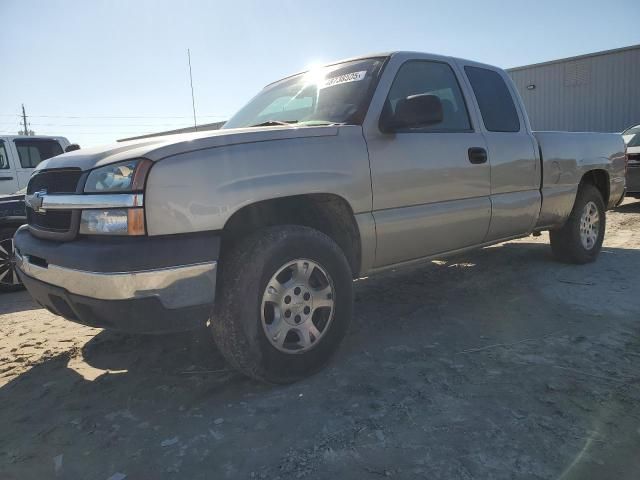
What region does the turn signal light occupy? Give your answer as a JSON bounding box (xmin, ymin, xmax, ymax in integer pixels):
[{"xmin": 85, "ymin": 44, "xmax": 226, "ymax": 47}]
[{"xmin": 127, "ymin": 208, "xmax": 146, "ymax": 236}]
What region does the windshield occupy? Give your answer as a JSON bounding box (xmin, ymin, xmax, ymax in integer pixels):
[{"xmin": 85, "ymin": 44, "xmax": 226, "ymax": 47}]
[{"xmin": 223, "ymin": 58, "xmax": 385, "ymax": 129}]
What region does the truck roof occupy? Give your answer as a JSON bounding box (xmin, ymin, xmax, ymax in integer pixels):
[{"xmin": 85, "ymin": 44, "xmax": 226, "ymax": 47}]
[{"xmin": 265, "ymin": 51, "xmax": 502, "ymax": 88}]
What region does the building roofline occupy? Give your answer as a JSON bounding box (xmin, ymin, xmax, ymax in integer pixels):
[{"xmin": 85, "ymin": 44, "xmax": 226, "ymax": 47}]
[{"xmin": 507, "ymin": 44, "xmax": 640, "ymax": 72}]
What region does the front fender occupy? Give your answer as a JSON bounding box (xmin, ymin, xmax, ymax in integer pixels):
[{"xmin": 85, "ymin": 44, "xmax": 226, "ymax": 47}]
[{"xmin": 144, "ymin": 126, "xmax": 372, "ymax": 235}]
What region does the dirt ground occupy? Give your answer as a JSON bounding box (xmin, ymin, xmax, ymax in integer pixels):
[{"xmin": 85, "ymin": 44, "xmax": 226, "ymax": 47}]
[{"xmin": 1, "ymin": 199, "xmax": 640, "ymax": 480}]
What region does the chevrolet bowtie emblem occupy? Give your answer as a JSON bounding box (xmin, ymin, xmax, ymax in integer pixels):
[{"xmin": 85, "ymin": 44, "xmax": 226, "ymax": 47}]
[{"xmin": 25, "ymin": 189, "xmax": 47, "ymax": 213}]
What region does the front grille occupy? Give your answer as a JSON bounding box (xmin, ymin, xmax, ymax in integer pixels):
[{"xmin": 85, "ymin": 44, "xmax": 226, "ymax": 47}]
[
  {"xmin": 28, "ymin": 168, "xmax": 82, "ymax": 194},
  {"xmin": 27, "ymin": 168, "xmax": 83, "ymax": 238}
]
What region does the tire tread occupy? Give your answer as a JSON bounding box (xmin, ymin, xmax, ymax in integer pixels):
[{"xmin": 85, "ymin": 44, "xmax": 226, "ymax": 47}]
[{"xmin": 210, "ymin": 225, "xmax": 352, "ymax": 383}]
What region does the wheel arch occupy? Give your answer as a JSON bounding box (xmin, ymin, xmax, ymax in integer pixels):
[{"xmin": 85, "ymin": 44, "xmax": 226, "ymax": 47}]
[
  {"xmin": 580, "ymin": 169, "xmax": 610, "ymax": 205},
  {"xmin": 220, "ymin": 193, "xmax": 362, "ymax": 277}
]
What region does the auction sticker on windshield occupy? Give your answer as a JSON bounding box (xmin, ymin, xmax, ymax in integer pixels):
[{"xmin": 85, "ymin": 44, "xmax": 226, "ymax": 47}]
[{"xmin": 322, "ymin": 71, "xmax": 366, "ymax": 88}]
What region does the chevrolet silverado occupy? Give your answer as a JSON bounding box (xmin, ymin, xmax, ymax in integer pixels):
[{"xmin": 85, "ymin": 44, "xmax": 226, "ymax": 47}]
[{"xmin": 14, "ymin": 52, "xmax": 626, "ymax": 383}]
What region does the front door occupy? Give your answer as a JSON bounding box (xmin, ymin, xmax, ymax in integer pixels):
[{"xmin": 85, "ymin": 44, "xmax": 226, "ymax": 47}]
[
  {"xmin": 0, "ymin": 140, "xmax": 20, "ymax": 194},
  {"xmin": 364, "ymin": 58, "xmax": 491, "ymax": 267}
]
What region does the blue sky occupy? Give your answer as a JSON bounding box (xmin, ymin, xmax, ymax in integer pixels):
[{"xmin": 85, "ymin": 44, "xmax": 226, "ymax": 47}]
[{"xmin": 1, "ymin": 0, "xmax": 638, "ymax": 146}]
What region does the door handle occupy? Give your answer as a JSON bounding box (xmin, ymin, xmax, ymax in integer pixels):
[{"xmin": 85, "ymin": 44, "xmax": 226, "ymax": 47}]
[
  {"xmin": 0, "ymin": 176, "xmax": 14, "ymax": 181},
  {"xmin": 468, "ymin": 147, "xmax": 488, "ymax": 164}
]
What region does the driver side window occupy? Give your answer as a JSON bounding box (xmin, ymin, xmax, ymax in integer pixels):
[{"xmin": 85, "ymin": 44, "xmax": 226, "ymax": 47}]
[{"xmin": 385, "ymin": 61, "xmax": 472, "ymax": 132}]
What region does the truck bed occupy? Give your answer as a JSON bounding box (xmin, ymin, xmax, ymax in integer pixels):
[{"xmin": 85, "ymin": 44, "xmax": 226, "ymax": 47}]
[{"xmin": 534, "ymin": 131, "xmax": 626, "ymax": 228}]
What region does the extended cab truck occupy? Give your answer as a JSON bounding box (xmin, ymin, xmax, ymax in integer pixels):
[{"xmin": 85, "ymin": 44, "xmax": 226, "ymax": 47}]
[{"xmin": 14, "ymin": 52, "xmax": 626, "ymax": 383}]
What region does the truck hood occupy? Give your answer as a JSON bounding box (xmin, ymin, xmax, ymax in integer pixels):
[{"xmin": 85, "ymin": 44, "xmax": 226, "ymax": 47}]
[{"xmin": 35, "ymin": 125, "xmax": 341, "ymax": 172}]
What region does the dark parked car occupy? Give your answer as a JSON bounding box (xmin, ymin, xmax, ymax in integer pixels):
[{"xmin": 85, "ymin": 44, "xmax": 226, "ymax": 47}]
[
  {"xmin": 0, "ymin": 190, "xmax": 26, "ymax": 291},
  {"xmin": 623, "ymin": 124, "xmax": 640, "ymax": 197}
]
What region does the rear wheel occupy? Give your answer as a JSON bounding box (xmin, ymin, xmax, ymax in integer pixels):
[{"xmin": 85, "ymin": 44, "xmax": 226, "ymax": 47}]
[
  {"xmin": 211, "ymin": 225, "xmax": 353, "ymax": 383},
  {"xmin": 550, "ymin": 184, "xmax": 605, "ymax": 264},
  {"xmin": 0, "ymin": 228, "xmax": 23, "ymax": 292}
]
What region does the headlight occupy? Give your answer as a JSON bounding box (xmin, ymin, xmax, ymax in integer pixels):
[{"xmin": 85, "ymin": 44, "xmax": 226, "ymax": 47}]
[
  {"xmin": 84, "ymin": 159, "xmax": 152, "ymax": 193},
  {"xmin": 80, "ymin": 208, "xmax": 145, "ymax": 236}
]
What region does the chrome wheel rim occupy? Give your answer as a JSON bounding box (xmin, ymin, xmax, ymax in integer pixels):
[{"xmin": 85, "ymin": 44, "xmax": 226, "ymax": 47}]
[
  {"xmin": 579, "ymin": 201, "xmax": 600, "ymax": 250},
  {"xmin": 0, "ymin": 237, "xmax": 21, "ymax": 287},
  {"xmin": 261, "ymin": 259, "xmax": 335, "ymax": 354}
]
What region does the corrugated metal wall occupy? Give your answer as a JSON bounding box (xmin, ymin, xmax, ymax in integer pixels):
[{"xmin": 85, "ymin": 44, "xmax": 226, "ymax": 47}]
[{"xmin": 508, "ymin": 46, "xmax": 640, "ymax": 133}]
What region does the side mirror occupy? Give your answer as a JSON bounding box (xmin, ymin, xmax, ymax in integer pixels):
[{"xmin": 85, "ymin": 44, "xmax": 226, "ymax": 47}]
[
  {"xmin": 65, "ymin": 144, "xmax": 81, "ymax": 153},
  {"xmin": 380, "ymin": 94, "xmax": 443, "ymax": 133}
]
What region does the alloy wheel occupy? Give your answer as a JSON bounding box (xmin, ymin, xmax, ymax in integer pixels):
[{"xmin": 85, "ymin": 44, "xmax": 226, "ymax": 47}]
[
  {"xmin": 261, "ymin": 259, "xmax": 335, "ymax": 353},
  {"xmin": 0, "ymin": 237, "xmax": 21, "ymax": 288},
  {"xmin": 579, "ymin": 201, "xmax": 600, "ymax": 250}
]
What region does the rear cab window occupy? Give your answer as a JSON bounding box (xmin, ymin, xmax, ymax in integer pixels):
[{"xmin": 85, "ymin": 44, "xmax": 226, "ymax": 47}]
[
  {"xmin": 14, "ymin": 139, "xmax": 63, "ymax": 168},
  {"xmin": 464, "ymin": 66, "xmax": 520, "ymax": 132}
]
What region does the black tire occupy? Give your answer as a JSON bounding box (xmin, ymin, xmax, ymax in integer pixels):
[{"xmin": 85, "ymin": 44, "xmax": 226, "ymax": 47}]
[
  {"xmin": 0, "ymin": 227, "xmax": 24, "ymax": 293},
  {"xmin": 211, "ymin": 225, "xmax": 353, "ymax": 383},
  {"xmin": 549, "ymin": 184, "xmax": 606, "ymax": 264}
]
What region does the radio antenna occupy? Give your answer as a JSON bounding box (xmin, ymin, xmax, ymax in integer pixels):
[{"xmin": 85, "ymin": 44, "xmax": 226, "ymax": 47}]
[{"xmin": 187, "ymin": 48, "xmax": 198, "ymax": 131}]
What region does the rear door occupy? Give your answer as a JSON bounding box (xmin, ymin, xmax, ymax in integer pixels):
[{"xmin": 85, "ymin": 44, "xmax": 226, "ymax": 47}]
[
  {"xmin": 459, "ymin": 63, "xmax": 540, "ymax": 241},
  {"xmin": 12, "ymin": 138, "xmax": 64, "ymax": 189},
  {"xmin": 0, "ymin": 139, "xmax": 20, "ymax": 194},
  {"xmin": 363, "ymin": 54, "xmax": 491, "ymax": 267}
]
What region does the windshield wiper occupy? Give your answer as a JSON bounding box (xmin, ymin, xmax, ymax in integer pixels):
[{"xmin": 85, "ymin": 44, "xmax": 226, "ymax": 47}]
[{"xmin": 249, "ymin": 120, "xmax": 298, "ymax": 128}]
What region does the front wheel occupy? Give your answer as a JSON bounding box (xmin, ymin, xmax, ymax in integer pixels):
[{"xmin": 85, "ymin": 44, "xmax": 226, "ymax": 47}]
[
  {"xmin": 211, "ymin": 226, "xmax": 353, "ymax": 383},
  {"xmin": 550, "ymin": 184, "xmax": 605, "ymax": 264}
]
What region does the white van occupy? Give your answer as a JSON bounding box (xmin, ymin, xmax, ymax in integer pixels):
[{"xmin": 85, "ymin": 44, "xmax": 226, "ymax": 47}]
[{"xmin": 0, "ymin": 136, "xmax": 71, "ymax": 194}]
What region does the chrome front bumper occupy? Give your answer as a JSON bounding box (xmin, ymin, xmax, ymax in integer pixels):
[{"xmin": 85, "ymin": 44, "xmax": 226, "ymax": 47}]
[
  {"xmin": 15, "ymin": 251, "xmax": 216, "ymax": 310},
  {"xmin": 14, "ymin": 226, "xmax": 221, "ymax": 332}
]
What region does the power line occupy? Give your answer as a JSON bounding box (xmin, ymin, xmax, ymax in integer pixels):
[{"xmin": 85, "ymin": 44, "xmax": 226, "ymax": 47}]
[
  {"xmin": 1, "ymin": 132, "xmax": 148, "ymax": 136},
  {"xmin": 30, "ymin": 130, "xmax": 201, "ymax": 134},
  {"xmin": 2, "ymin": 128, "xmax": 210, "ymax": 135},
  {"xmin": 0, "ymin": 113, "xmax": 228, "ymax": 119},
  {"xmin": 0, "ymin": 122, "xmax": 205, "ymax": 128}
]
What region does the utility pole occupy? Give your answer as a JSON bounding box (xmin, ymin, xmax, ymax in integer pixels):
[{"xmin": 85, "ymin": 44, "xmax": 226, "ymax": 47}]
[
  {"xmin": 187, "ymin": 49, "xmax": 198, "ymax": 132},
  {"xmin": 21, "ymin": 104, "xmax": 31, "ymax": 136}
]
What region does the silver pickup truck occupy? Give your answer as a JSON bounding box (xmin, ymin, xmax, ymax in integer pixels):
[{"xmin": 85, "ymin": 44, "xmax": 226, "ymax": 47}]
[{"xmin": 14, "ymin": 51, "xmax": 626, "ymax": 383}]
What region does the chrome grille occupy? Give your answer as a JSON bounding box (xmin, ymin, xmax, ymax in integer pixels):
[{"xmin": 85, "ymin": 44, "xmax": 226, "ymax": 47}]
[{"xmin": 27, "ymin": 168, "xmax": 83, "ymax": 238}]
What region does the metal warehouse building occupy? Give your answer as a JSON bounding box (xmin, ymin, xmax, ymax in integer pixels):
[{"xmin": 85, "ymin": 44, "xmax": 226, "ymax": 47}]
[{"xmin": 507, "ymin": 44, "xmax": 640, "ymax": 133}]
